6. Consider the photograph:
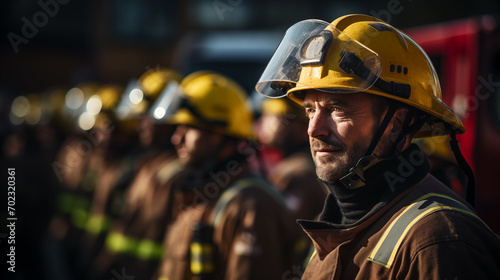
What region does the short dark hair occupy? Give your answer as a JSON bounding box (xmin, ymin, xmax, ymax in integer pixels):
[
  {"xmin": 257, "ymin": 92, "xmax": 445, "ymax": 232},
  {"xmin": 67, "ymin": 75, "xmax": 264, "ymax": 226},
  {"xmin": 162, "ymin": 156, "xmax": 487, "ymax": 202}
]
[
  {"xmin": 368, "ymin": 94, "xmax": 390, "ymax": 121},
  {"xmin": 370, "ymin": 94, "xmax": 429, "ymax": 140}
]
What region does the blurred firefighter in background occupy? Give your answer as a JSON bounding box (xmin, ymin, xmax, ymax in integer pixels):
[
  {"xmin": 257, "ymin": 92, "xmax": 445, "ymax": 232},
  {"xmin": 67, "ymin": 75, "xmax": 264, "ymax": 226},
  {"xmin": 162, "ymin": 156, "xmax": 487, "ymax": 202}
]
[
  {"xmin": 87, "ymin": 68, "xmax": 187, "ymax": 280},
  {"xmin": 73, "ymin": 82, "xmax": 148, "ymax": 276},
  {"xmin": 4, "ymin": 88, "xmax": 69, "ymax": 280},
  {"xmin": 46, "ymin": 82, "xmax": 107, "ymax": 279},
  {"xmin": 44, "ymin": 81, "xmax": 142, "ymax": 279},
  {"xmin": 258, "ymin": 97, "xmax": 326, "ymax": 221},
  {"xmin": 413, "ymin": 136, "xmax": 468, "ymax": 196},
  {"xmin": 155, "ymin": 71, "xmax": 304, "ymax": 280}
]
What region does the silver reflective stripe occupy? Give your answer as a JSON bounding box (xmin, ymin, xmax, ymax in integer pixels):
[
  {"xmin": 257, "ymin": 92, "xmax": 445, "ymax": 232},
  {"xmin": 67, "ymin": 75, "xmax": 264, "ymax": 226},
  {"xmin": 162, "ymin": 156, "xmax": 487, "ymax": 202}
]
[
  {"xmin": 211, "ymin": 178, "xmax": 286, "ymax": 228},
  {"xmin": 368, "ymin": 193, "xmax": 478, "ymax": 268}
]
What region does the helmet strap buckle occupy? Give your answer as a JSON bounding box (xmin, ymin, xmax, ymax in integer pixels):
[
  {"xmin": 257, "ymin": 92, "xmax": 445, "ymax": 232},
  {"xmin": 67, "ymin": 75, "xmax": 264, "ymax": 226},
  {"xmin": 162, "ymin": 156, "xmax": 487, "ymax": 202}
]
[{"xmin": 339, "ymin": 154, "xmax": 381, "ymax": 189}]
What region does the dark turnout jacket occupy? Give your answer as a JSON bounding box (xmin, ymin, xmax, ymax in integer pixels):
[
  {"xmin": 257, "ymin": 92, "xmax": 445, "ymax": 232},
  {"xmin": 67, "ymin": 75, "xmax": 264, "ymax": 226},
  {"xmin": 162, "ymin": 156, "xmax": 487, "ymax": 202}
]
[
  {"xmin": 157, "ymin": 163, "xmax": 303, "ymax": 280},
  {"xmin": 300, "ymin": 145, "xmax": 500, "ymax": 279}
]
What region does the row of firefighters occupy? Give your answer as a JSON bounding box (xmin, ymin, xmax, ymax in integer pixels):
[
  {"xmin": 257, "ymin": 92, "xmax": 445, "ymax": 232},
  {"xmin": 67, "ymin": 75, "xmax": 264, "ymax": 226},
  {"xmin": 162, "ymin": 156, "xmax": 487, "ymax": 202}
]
[
  {"xmin": 4, "ymin": 67, "xmax": 463, "ymax": 280},
  {"xmin": 5, "ymin": 68, "xmax": 326, "ymax": 280}
]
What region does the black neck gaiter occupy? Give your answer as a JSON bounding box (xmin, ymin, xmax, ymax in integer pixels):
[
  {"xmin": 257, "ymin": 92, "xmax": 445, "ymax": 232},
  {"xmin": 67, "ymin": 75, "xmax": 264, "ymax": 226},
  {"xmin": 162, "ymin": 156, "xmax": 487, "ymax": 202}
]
[{"xmin": 315, "ymin": 144, "xmax": 430, "ymax": 228}]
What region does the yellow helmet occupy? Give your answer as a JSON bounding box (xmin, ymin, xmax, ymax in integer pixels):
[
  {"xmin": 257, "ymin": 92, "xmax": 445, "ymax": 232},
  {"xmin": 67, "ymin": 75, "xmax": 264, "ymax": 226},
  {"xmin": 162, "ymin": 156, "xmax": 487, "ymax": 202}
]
[
  {"xmin": 9, "ymin": 93, "xmax": 43, "ymax": 125},
  {"xmin": 9, "ymin": 95, "xmax": 30, "ymax": 125},
  {"xmin": 167, "ymin": 71, "xmax": 255, "ymax": 140},
  {"xmin": 413, "ymin": 135, "xmax": 455, "ymax": 163},
  {"xmin": 256, "ymin": 14, "xmax": 464, "ymax": 138},
  {"xmin": 10, "ymin": 87, "xmax": 68, "ymax": 128},
  {"xmin": 63, "ymin": 82, "xmax": 100, "ymax": 120},
  {"xmin": 260, "ymin": 97, "xmax": 308, "ymax": 124},
  {"xmin": 116, "ymin": 68, "xmax": 183, "ymax": 120},
  {"xmin": 140, "ymin": 68, "xmax": 182, "ymax": 96},
  {"xmin": 77, "ymin": 84, "xmax": 124, "ymax": 131}
]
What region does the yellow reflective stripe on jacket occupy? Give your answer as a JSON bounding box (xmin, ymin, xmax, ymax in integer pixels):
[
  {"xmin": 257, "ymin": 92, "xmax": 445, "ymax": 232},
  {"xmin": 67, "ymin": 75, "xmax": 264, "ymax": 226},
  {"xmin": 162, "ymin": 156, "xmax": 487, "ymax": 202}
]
[
  {"xmin": 106, "ymin": 231, "xmax": 163, "ymax": 260},
  {"xmin": 84, "ymin": 214, "xmax": 111, "ymax": 235},
  {"xmin": 190, "ymin": 243, "xmax": 215, "ymax": 274},
  {"xmin": 57, "ymin": 193, "xmax": 90, "ymax": 214},
  {"xmin": 304, "ymin": 249, "xmax": 317, "ymax": 268},
  {"xmin": 368, "ymin": 193, "xmax": 478, "ymax": 268},
  {"xmin": 136, "ymin": 238, "xmax": 163, "ymax": 260},
  {"xmin": 56, "ymin": 193, "xmax": 93, "ymax": 230},
  {"xmin": 106, "ymin": 231, "xmax": 137, "ymax": 254}
]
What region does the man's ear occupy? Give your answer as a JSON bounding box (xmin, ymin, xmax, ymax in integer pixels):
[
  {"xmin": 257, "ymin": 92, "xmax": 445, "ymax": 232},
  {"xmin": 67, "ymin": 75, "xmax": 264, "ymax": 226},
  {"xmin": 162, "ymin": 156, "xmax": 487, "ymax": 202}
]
[{"xmin": 388, "ymin": 107, "xmax": 410, "ymax": 143}]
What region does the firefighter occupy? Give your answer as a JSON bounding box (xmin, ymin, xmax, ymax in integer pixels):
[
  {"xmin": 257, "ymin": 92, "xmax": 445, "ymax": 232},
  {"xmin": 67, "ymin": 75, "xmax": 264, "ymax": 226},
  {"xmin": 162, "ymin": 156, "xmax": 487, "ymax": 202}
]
[
  {"xmin": 5, "ymin": 89, "xmax": 67, "ymax": 280},
  {"xmin": 413, "ymin": 136, "xmax": 467, "ymax": 195},
  {"xmin": 88, "ymin": 68, "xmax": 185, "ymax": 280},
  {"xmin": 47, "ymin": 82, "xmax": 104, "ymax": 275},
  {"xmin": 74, "ymin": 83, "xmax": 145, "ymax": 275},
  {"xmin": 258, "ymin": 98, "xmax": 326, "ymax": 220},
  {"xmin": 156, "ymin": 71, "xmax": 302, "ymax": 280},
  {"xmin": 255, "ymin": 14, "xmax": 500, "ymax": 279}
]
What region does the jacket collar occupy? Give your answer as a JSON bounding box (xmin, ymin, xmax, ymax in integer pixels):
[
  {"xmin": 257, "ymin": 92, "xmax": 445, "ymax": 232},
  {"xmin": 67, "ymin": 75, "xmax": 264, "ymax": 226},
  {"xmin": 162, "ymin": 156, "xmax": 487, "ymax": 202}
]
[{"xmin": 298, "ymin": 145, "xmax": 430, "ymax": 259}]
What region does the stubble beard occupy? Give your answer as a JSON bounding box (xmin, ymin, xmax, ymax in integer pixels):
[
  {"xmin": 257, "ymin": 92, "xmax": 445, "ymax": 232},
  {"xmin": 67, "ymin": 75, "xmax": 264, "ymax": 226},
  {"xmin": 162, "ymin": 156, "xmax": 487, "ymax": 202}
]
[{"xmin": 312, "ymin": 138, "xmax": 369, "ymax": 182}]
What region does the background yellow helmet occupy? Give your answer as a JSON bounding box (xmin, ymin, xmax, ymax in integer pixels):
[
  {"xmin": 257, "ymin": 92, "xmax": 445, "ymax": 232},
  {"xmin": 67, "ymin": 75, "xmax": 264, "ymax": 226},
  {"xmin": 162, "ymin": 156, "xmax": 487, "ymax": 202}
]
[
  {"xmin": 116, "ymin": 68, "xmax": 183, "ymax": 120},
  {"xmin": 256, "ymin": 14, "xmax": 464, "ymax": 138},
  {"xmin": 77, "ymin": 84, "xmax": 124, "ymax": 131},
  {"xmin": 10, "ymin": 93, "xmax": 43, "ymax": 125},
  {"xmin": 139, "ymin": 68, "xmax": 182, "ymax": 97},
  {"xmin": 260, "ymin": 98, "xmax": 308, "ymax": 124},
  {"xmin": 63, "ymin": 82, "xmax": 100, "ymax": 120},
  {"xmin": 168, "ymin": 71, "xmax": 255, "ymax": 140},
  {"xmin": 9, "ymin": 87, "xmax": 72, "ymax": 132},
  {"xmin": 413, "ymin": 135, "xmax": 455, "ymax": 163}
]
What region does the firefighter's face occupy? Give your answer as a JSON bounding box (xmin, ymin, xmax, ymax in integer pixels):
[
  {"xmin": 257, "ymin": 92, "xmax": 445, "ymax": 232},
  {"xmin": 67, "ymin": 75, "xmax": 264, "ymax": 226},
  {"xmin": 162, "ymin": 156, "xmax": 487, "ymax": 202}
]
[
  {"xmin": 258, "ymin": 113, "xmax": 308, "ymax": 149},
  {"xmin": 258, "ymin": 114, "xmax": 287, "ymax": 147},
  {"xmin": 303, "ymin": 90, "xmax": 387, "ymax": 182},
  {"xmin": 171, "ymin": 125, "xmax": 225, "ymax": 167}
]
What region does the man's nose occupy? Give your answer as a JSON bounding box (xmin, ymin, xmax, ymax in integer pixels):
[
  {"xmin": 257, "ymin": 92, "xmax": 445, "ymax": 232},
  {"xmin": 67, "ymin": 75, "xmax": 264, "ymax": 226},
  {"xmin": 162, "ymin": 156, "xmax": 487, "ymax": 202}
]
[
  {"xmin": 171, "ymin": 125, "xmax": 186, "ymax": 146},
  {"xmin": 308, "ymin": 111, "xmax": 330, "ymax": 139}
]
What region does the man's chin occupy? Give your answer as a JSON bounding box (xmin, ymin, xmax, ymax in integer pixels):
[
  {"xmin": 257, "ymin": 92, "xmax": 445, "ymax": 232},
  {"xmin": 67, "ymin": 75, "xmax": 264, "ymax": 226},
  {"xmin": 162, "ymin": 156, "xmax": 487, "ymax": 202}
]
[
  {"xmin": 315, "ymin": 166, "xmax": 341, "ymax": 182},
  {"xmin": 313, "ymin": 159, "xmax": 351, "ymax": 182},
  {"xmin": 178, "ymin": 154, "xmax": 192, "ymax": 166}
]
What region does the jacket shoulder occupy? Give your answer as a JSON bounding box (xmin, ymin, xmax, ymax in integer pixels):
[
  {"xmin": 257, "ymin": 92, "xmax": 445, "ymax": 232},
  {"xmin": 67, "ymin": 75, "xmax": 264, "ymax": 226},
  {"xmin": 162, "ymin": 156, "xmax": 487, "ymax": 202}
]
[
  {"xmin": 368, "ymin": 187, "xmax": 500, "ymax": 273},
  {"xmin": 401, "ymin": 210, "xmax": 500, "ymax": 279},
  {"xmin": 391, "ymin": 200, "xmax": 500, "ymax": 279}
]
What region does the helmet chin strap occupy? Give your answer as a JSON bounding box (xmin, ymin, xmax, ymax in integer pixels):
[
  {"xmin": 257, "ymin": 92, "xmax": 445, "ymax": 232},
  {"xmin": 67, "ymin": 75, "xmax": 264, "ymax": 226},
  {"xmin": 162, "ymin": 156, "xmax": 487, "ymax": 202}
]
[
  {"xmin": 446, "ymin": 124, "xmax": 476, "ymax": 208},
  {"xmin": 338, "ymin": 105, "xmax": 427, "ymax": 189},
  {"xmin": 339, "ymin": 104, "xmax": 397, "ymax": 189}
]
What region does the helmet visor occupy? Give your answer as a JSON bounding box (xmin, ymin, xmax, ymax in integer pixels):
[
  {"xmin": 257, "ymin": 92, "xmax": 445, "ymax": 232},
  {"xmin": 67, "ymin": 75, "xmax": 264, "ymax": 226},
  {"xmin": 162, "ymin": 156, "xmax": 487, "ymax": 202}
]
[
  {"xmin": 255, "ymin": 19, "xmax": 382, "ymax": 98},
  {"xmin": 115, "ymin": 79, "xmax": 143, "ymax": 119},
  {"xmin": 149, "ymin": 80, "xmax": 183, "ymax": 122}
]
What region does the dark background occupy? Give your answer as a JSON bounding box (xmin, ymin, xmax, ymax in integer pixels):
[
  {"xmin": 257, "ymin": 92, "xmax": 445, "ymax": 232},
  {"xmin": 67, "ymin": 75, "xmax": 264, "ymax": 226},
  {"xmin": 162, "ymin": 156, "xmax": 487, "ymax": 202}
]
[
  {"xmin": 1, "ymin": 1, "xmax": 500, "ymax": 279},
  {"xmin": 1, "ymin": 0, "xmax": 499, "ymax": 95}
]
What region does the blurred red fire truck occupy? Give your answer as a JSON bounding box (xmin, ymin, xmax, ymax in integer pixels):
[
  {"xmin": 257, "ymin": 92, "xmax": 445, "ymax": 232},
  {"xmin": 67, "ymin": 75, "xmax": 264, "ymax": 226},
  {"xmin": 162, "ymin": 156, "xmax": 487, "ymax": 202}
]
[{"xmin": 406, "ymin": 15, "xmax": 500, "ymax": 234}]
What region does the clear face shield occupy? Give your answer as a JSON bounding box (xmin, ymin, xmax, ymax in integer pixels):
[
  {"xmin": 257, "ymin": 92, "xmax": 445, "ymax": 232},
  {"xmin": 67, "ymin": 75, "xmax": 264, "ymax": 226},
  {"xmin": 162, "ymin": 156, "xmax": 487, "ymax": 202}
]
[
  {"xmin": 115, "ymin": 79, "xmax": 153, "ymax": 120},
  {"xmin": 149, "ymin": 81, "xmax": 229, "ymax": 128},
  {"xmin": 77, "ymin": 94, "xmax": 103, "ymax": 131},
  {"xmin": 148, "ymin": 80, "xmax": 183, "ymax": 123},
  {"xmin": 255, "ymin": 19, "xmax": 382, "ymax": 98}
]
